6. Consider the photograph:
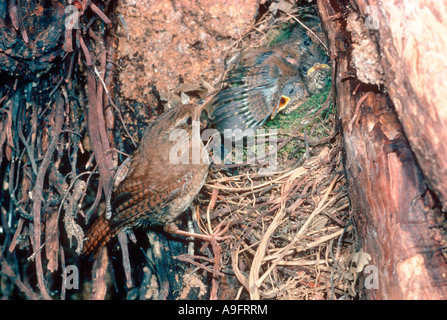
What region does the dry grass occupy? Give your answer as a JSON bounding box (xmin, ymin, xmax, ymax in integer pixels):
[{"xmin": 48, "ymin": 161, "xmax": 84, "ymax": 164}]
[{"xmin": 190, "ymin": 81, "xmax": 359, "ymax": 299}]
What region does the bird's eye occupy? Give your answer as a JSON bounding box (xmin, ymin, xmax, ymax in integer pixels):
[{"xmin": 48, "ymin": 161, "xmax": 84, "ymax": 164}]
[
  {"xmin": 303, "ymin": 40, "xmax": 311, "ymax": 46},
  {"xmin": 302, "ymin": 66, "xmax": 308, "ymax": 73},
  {"xmin": 185, "ymin": 116, "xmax": 193, "ymax": 125},
  {"xmin": 287, "ymin": 87, "xmax": 295, "ymax": 95}
]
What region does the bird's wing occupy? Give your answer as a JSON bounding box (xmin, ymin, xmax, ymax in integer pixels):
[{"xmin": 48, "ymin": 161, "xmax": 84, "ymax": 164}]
[
  {"xmin": 109, "ymin": 150, "xmax": 197, "ymax": 225},
  {"xmin": 210, "ymin": 60, "xmax": 281, "ymax": 131}
]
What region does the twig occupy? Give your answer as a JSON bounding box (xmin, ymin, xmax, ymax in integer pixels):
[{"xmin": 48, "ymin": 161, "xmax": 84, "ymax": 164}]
[
  {"xmin": 79, "ymin": 34, "xmax": 93, "ymax": 66},
  {"xmin": 8, "ymin": 217, "xmax": 24, "ymax": 252},
  {"xmin": 118, "ymin": 231, "xmax": 133, "ymax": 288},
  {"xmin": 90, "ymin": 2, "xmax": 112, "ymax": 25},
  {"xmin": 248, "ymin": 202, "xmax": 287, "ymax": 299},
  {"xmin": 90, "ymin": 247, "xmax": 109, "ymax": 300},
  {"xmin": 17, "ymin": 108, "xmax": 38, "ymax": 176},
  {"xmin": 60, "ymin": 245, "xmax": 66, "ymax": 300},
  {"xmin": 87, "ymin": 68, "xmax": 114, "ymax": 194},
  {"xmin": 254, "ymin": 174, "xmax": 340, "ymax": 291},
  {"xmin": 29, "ymin": 93, "xmax": 65, "ymax": 300},
  {"xmin": 174, "ymin": 255, "xmax": 224, "ymax": 277},
  {"xmin": 330, "ymin": 221, "xmax": 352, "ymax": 300},
  {"xmin": 94, "ymin": 65, "xmax": 137, "ymax": 147},
  {"xmin": 0, "ymin": 246, "xmax": 39, "ymax": 299}
]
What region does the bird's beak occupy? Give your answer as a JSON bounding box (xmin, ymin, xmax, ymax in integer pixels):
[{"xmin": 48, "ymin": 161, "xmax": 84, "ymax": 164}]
[
  {"xmin": 307, "ymin": 63, "xmax": 330, "ymax": 76},
  {"xmin": 271, "ymin": 95, "xmax": 291, "ymax": 118},
  {"xmin": 278, "ymin": 96, "xmax": 291, "ymax": 112}
]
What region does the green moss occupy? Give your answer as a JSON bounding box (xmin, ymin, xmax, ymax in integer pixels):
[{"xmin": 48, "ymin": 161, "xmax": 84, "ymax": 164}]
[
  {"xmin": 265, "ymin": 82, "xmax": 333, "ymax": 159},
  {"xmin": 267, "ymin": 83, "xmax": 331, "ymax": 130},
  {"xmin": 266, "ymin": 22, "xmax": 296, "ymax": 47}
]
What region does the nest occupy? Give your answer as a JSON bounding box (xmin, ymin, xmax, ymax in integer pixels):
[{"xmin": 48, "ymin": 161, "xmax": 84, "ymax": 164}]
[
  {"xmin": 186, "ymin": 88, "xmax": 358, "ymax": 299},
  {"xmin": 167, "ymin": 4, "xmax": 360, "ymax": 300}
]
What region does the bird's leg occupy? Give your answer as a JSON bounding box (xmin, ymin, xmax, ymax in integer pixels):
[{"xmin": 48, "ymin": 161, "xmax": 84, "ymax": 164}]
[{"xmin": 163, "ymin": 223, "xmax": 233, "ymax": 242}]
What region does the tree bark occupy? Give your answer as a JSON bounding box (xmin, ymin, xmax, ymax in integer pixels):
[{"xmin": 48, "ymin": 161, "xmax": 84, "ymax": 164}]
[
  {"xmin": 317, "ymin": 0, "xmax": 447, "ymax": 299},
  {"xmin": 350, "ymin": 0, "xmax": 447, "ymax": 209}
]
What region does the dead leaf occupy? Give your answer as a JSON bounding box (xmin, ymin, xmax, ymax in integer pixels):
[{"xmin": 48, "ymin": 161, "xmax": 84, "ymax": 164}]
[{"xmin": 351, "ymin": 249, "xmax": 372, "ymax": 273}]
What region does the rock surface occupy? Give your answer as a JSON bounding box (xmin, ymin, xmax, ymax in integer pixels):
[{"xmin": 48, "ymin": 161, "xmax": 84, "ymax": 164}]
[{"xmin": 116, "ymin": 0, "xmax": 259, "ymax": 106}]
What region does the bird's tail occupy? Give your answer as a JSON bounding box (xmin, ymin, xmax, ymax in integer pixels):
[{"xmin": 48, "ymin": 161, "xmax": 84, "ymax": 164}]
[{"xmin": 82, "ymin": 214, "xmax": 116, "ymax": 255}]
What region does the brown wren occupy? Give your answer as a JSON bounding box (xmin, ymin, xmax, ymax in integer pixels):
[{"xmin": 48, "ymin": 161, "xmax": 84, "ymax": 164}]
[{"xmin": 83, "ymin": 101, "xmax": 212, "ymax": 255}]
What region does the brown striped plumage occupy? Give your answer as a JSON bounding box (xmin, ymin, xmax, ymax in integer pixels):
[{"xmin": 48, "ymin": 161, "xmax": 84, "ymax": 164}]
[{"xmin": 83, "ymin": 102, "xmax": 211, "ymax": 255}]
